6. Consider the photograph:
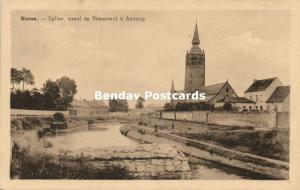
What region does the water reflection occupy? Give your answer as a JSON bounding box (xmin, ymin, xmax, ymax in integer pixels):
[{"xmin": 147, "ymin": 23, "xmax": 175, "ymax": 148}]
[{"xmin": 47, "ymin": 124, "xmax": 139, "ymax": 150}]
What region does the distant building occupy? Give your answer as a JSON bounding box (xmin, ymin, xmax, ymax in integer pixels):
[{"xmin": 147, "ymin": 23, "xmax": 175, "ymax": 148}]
[
  {"xmin": 68, "ymin": 99, "xmax": 109, "ymax": 118},
  {"xmin": 266, "ymin": 86, "xmax": 290, "ymax": 112},
  {"xmin": 215, "ymin": 97, "xmax": 256, "ymax": 112},
  {"xmin": 146, "ymin": 104, "xmax": 163, "ymax": 111},
  {"xmin": 244, "ymin": 77, "xmax": 282, "ymax": 111},
  {"xmin": 128, "ymin": 105, "xmax": 163, "ymax": 116}
]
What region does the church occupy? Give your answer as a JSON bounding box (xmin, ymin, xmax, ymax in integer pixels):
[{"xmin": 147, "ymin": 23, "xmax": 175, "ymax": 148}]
[{"xmin": 170, "ymin": 23, "xmax": 238, "ymax": 106}]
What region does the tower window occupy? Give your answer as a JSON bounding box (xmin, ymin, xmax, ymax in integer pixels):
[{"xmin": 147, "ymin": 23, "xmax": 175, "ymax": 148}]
[
  {"xmin": 192, "ymin": 57, "xmax": 197, "ymax": 64},
  {"xmin": 226, "ymin": 87, "xmax": 229, "ymax": 93}
]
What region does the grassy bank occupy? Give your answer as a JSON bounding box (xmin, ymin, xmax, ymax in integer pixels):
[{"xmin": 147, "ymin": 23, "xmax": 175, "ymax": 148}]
[
  {"xmin": 121, "ymin": 124, "xmax": 289, "ymax": 179},
  {"xmin": 173, "ymin": 129, "xmax": 289, "ymax": 162},
  {"xmin": 11, "ymin": 117, "xmax": 53, "ymax": 130},
  {"xmin": 137, "ymin": 119, "xmax": 289, "ymax": 162},
  {"xmin": 11, "ymin": 144, "xmax": 132, "ymax": 179}
]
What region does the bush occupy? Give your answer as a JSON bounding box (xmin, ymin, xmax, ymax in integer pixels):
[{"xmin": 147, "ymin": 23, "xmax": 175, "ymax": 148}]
[
  {"xmin": 163, "ymin": 102, "xmax": 174, "ymax": 111},
  {"xmin": 21, "ymin": 120, "xmax": 32, "ymax": 130},
  {"xmin": 10, "ymin": 145, "xmax": 133, "ymax": 179},
  {"xmin": 223, "ymin": 102, "xmax": 233, "ymax": 111},
  {"xmin": 37, "ymin": 129, "xmax": 43, "ymax": 138},
  {"xmin": 138, "ymin": 128, "xmax": 145, "ymax": 135},
  {"xmin": 11, "ymin": 119, "xmax": 21, "ymax": 129},
  {"xmin": 53, "ymin": 112, "xmax": 65, "ymax": 122},
  {"xmin": 88, "ymin": 120, "xmax": 94, "ymax": 125},
  {"xmin": 174, "ymin": 102, "xmax": 212, "ymax": 111}
]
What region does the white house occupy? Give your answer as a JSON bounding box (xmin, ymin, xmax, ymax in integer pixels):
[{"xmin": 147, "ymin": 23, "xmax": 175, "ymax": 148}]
[
  {"xmin": 244, "ymin": 77, "xmax": 282, "ymax": 111},
  {"xmin": 266, "ymin": 86, "xmax": 290, "ymax": 112}
]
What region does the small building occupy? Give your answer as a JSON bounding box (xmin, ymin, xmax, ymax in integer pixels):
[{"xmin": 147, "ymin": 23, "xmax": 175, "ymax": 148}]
[
  {"xmin": 215, "ymin": 97, "xmax": 256, "ymax": 112},
  {"xmin": 68, "ymin": 99, "xmax": 109, "ymax": 118},
  {"xmin": 244, "ymin": 77, "xmax": 282, "ymax": 111},
  {"xmin": 266, "ymin": 86, "xmax": 290, "ymax": 112}
]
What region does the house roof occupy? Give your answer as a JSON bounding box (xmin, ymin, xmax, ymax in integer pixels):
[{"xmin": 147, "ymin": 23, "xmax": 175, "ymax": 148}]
[
  {"xmin": 266, "ymin": 86, "xmax": 290, "ymax": 103},
  {"xmin": 70, "ymin": 100, "xmax": 108, "ymax": 108},
  {"xmin": 172, "ymin": 82, "xmax": 227, "ymax": 96},
  {"xmin": 172, "ymin": 82, "xmax": 233, "ymax": 102},
  {"xmin": 200, "ymin": 82, "xmax": 226, "ymax": 95},
  {"xmin": 245, "ymin": 77, "xmax": 277, "ymax": 93},
  {"xmin": 217, "ymin": 97, "xmax": 255, "ymax": 104}
]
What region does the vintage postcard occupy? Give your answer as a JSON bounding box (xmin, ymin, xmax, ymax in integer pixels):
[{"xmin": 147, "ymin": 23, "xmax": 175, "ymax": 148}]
[{"xmin": 1, "ymin": 0, "xmax": 300, "ymax": 190}]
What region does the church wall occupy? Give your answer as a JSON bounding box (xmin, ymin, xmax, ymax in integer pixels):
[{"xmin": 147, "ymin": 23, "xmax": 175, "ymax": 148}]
[
  {"xmin": 157, "ymin": 111, "xmax": 279, "ymax": 128},
  {"xmin": 209, "ymin": 83, "xmax": 237, "ymax": 103}
]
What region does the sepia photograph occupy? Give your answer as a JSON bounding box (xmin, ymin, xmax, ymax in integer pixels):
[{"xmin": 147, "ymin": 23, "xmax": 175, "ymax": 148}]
[{"xmin": 1, "ymin": 0, "xmax": 300, "ymax": 190}]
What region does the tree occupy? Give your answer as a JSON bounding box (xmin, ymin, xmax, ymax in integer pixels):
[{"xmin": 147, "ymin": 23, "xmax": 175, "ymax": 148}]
[
  {"xmin": 135, "ymin": 96, "xmax": 145, "ymax": 109},
  {"xmin": 20, "ymin": 67, "xmax": 35, "ymax": 90},
  {"xmin": 56, "ymin": 76, "xmax": 77, "ymax": 109},
  {"xmin": 30, "ymin": 88, "xmax": 44, "ymax": 109},
  {"xmin": 10, "ymin": 69, "xmax": 77, "ymax": 111},
  {"xmin": 41, "ymin": 79, "xmax": 61, "ymax": 109},
  {"xmin": 119, "ymin": 100, "xmax": 129, "ymax": 112},
  {"xmin": 109, "ymin": 99, "xmax": 129, "ymax": 112},
  {"xmin": 109, "ymin": 99, "xmax": 119, "ymax": 112},
  {"xmin": 10, "ymin": 68, "xmax": 22, "ymax": 91}
]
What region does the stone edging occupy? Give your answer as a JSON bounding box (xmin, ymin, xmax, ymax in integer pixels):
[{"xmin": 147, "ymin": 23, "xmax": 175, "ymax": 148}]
[{"xmin": 121, "ymin": 125, "xmax": 289, "ymax": 179}]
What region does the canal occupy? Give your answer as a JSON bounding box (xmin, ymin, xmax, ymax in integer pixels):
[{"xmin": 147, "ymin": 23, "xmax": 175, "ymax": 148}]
[
  {"xmin": 46, "ymin": 123, "xmax": 265, "ymax": 179},
  {"xmin": 47, "ymin": 123, "xmax": 139, "ymax": 150}
]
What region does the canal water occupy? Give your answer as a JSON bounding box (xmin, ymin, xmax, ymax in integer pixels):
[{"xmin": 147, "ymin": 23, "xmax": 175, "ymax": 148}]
[
  {"xmin": 46, "ymin": 123, "xmax": 261, "ymax": 179},
  {"xmin": 47, "ymin": 123, "xmax": 139, "ymax": 150}
]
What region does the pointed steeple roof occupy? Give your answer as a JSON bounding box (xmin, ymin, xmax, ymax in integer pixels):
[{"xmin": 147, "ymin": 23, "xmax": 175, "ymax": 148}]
[
  {"xmin": 170, "ymin": 80, "xmax": 175, "ymax": 93},
  {"xmin": 192, "ymin": 22, "xmax": 200, "ymax": 45}
]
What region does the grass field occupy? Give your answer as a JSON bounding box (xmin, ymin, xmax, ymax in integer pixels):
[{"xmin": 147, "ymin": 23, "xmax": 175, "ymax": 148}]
[{"xmin": 173, "ymin": 128, "xmax": 289, "ymax": 162}]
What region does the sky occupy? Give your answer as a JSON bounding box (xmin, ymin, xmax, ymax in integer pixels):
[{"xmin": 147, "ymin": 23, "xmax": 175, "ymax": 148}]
[{"xmin": 12, "ymin": 10, "xmax": 290, "ymax": 107}]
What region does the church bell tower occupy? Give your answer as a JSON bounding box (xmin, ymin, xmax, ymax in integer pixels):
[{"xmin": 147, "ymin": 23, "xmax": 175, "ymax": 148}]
[{"xmin": 184, "ymin": 22, "xmax": 205, "ymax": 92}]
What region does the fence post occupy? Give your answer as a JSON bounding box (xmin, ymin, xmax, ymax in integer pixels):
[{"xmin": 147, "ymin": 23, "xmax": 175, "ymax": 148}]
[
  {"xmin": 206, "ymin": 112, "xmax": 209, "ymax": 124},
  {"xmin": 275, "ymin": 112, "xmax": 278, "ymax": 128}
]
